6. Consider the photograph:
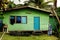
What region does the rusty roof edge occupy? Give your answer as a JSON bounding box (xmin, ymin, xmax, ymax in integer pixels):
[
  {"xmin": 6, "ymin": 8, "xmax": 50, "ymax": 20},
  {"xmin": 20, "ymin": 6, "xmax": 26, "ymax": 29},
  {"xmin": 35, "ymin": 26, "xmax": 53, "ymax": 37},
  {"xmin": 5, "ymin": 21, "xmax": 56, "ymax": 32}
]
[
  {"xmin": 0, "ymin": 6, "xmax": 51, "ymax": 13},
  {"xmin": 28, "ymin": 6, "xmax": 51, "ymax": 13}
]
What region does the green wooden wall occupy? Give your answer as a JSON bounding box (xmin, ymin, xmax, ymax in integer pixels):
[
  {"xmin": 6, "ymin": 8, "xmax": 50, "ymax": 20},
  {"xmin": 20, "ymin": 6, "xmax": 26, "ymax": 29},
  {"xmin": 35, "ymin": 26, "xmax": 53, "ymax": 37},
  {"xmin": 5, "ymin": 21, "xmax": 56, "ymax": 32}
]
[{"xmin": 3, "ymin": 8, "xmax": 49, "ymax": 31}]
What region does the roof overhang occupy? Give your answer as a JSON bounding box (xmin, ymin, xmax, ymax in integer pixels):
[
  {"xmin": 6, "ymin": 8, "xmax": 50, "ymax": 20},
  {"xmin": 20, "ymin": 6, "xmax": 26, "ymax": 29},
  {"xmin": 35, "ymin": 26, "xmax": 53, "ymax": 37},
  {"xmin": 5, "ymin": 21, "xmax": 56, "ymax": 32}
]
[{"xmin": 0, "ymin": 6, "xmax": 51, "ymax": 13}]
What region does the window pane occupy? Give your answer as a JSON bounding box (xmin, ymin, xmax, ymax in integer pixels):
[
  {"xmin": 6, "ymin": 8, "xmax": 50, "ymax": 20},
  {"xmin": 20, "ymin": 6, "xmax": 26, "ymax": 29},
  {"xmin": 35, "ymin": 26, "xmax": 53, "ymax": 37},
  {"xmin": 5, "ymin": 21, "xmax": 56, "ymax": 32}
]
[
  {"xmin": 16, "ymin": 16, "xmax": 21, "ymax": 23},
  {"xmin": 21, "ymin": 17, "xmax": 27, "ymax": 24},
  {"xmin": 10, "ymin": 16, "xmax": 15, "ymax": 24}
]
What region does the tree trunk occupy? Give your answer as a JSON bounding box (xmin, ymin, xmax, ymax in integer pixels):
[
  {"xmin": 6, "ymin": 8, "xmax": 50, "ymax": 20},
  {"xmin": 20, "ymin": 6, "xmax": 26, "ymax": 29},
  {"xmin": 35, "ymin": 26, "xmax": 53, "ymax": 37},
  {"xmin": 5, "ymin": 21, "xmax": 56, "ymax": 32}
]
[
  {"xmin": 0, "ymin": 0, "xmax": 2, "ymax": 9},
  {"xmin": 54, "ymin": 0, "xmax": 57, "ymax": 9}
]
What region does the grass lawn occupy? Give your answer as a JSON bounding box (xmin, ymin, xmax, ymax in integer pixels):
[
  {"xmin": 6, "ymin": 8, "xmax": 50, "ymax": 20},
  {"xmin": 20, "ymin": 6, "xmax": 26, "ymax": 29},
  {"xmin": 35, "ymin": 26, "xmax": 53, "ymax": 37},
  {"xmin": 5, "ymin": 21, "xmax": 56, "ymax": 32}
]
[
  {"xmin": 0, "ymin": 32, "xmax": 3, "ymax": 38},
  {"xmin": 2, "ymin": 34, "xmax": 58, "ymax": 40}
]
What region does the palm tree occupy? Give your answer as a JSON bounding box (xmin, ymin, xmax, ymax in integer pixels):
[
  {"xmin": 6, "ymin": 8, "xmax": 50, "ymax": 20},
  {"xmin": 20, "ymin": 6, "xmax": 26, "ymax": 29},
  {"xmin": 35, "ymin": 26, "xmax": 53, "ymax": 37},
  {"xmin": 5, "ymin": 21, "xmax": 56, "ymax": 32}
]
[
  {"xmin": 8, "ymin": 1, "xmax": 16, "ymax": 8},
  {"xmin": 25, "ymin": 0, "xmax": 53, "ymax": 8},
  {"xmin": 38, "ymin": 0, "xmax": 52, "ymax": 8},
  {"xmin": 1, "ymin": 0, "xmax": 16, "ymax": 10},
  {"xmin": 1, "ymin": 0, "xmax": 10, "ymax": 10},
  {"xmin": 54, "ymin": 0, "xmax": 57, "ymax": 9},
  {"xmin": 0, "ymin": 0, "xmax": 2, "ymax": 10}
]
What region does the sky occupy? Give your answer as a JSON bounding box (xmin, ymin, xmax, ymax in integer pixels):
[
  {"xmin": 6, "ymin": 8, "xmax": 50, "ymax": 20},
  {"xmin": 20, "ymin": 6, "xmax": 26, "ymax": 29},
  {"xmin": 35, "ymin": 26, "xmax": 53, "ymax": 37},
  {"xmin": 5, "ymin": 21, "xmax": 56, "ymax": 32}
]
[
  {"xmin": 44, "ymin": 0, "xmax": 60, "ymax": 7},
  {"xmin": 10, "ymin": 0, "xmax": 29, "ymax": 5},
  {"xmin": 57, "ymin": 0, "xmax": 60, "ymax": 7},
  {"xmin": 11, "ymin": 0, "xmax": 60, "ymax": 7}
]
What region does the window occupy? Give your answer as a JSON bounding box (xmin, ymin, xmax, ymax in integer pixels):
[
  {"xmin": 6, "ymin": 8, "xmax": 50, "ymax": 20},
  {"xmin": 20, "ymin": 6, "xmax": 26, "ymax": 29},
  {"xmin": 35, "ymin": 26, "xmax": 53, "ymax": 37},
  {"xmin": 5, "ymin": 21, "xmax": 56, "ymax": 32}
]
[
  {"xmin": 16, "ymin": 16, "xmax": 21, "ymax": 23},
  {"xmin": 21, "ymin": 17, "xmax": 27, "ymax": 24},
  {"xmin": 10, "ymin": 16, "xmax": 27, "ymax": 24},
  {"xmin": 10, "ymin": 16, "xmax": 15, "ymax": 24}
]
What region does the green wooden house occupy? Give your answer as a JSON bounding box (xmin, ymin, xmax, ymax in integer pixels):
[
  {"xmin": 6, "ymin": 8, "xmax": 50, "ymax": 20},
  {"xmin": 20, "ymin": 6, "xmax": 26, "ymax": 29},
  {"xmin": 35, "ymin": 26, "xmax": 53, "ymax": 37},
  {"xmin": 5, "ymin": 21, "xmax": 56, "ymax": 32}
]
[{"xmin": 0, "ymin": 6, "xmax": 58, "ymax": 32}]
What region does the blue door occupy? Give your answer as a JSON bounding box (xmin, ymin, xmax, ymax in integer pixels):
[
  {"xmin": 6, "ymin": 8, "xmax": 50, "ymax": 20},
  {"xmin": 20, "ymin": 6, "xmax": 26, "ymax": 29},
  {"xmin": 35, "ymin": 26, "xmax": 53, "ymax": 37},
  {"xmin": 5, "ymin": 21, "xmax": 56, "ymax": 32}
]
[{"xmin": 34, "ymin": 17, "xmax": 40, "ymax": 30}]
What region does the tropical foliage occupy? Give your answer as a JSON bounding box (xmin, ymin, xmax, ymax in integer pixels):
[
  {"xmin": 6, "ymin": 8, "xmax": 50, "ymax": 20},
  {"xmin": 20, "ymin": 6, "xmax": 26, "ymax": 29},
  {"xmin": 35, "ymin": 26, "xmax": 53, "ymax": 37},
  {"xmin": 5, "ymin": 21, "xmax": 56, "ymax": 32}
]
[
  {"xmin": 56, "ymin": 7, "xmax": 60, "ymax": 16},
  {"xmin": 24, "ymin": 0, "xmax": 53, "ymax": 8},
  {"xmin": 0, "ymin": 0, "xmax": 2, "ymax": 10},
  {"xmin": 8, "ymin": 1, "xmax": 16, "ymax": 8},
  {"xmin": 0, "ymin": 0, "xmax": 55, "ymax": 10},
  {"xmin": 0, "ymin": 0, "xmax": 16, "ymax": 10}
]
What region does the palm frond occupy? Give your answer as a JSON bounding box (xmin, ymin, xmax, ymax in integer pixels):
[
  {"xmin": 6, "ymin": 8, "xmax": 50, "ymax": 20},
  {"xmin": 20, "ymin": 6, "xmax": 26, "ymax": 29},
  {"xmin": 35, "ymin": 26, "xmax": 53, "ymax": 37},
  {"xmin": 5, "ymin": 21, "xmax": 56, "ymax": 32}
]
[{"xmin": 41, "ymin": 1, "xmax": 53, "ymax": 6}]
